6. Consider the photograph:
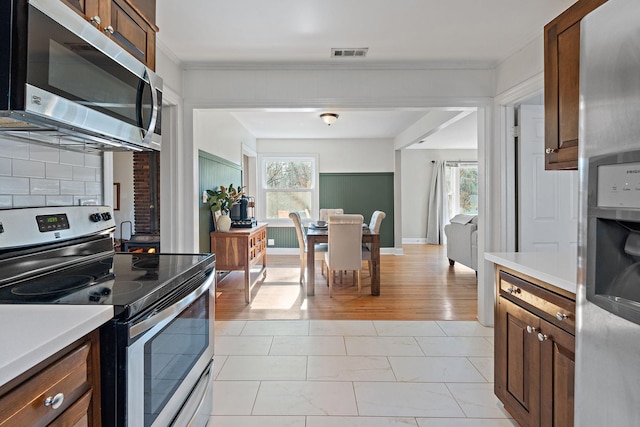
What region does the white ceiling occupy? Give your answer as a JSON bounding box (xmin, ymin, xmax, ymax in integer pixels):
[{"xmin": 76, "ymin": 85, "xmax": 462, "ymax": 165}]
[{"xmin": 156, "ymin": 0, "xmax": 574, "ymax": 148}]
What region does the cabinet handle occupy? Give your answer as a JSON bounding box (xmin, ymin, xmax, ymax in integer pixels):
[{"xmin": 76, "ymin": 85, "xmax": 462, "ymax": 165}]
[
  {"xmin": 90, "ymin": 15, "xmax": 101, "ymax": 25},
  {"xmin": 526, "ymin": 325, "xmax": 537, "ymax": 334},
  {"xmin": 44, "ymin": 392, "xmax": 64, "ymax": 410},
  {"xmin": 545, "ymin": 148, "xmax": 558, "ymax": 154},
  {"xmin": 507, "ymin": 286, "xmax": 521, "ymax": 295},
  {"xmin": 537, "ymin": 333, "xmax": 548, "ymax": 342},
  {"xmin": 104, "ymin": 25, "xmax": 114, "ymax": 34},
  {"xmin": 556, "ymin": 312, "xmax": 569, "ymax": 321}
]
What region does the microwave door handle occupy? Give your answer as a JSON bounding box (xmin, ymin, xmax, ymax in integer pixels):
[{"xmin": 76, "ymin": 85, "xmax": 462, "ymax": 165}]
[{"xmin": 139, "ymin": 68, "xmax": 158, "ymax": 146}]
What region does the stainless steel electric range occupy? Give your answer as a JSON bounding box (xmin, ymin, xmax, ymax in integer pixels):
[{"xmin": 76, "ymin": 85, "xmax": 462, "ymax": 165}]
[{"xmin": 0, "ymin": 206, "xmax": 215, "ymax": 427}]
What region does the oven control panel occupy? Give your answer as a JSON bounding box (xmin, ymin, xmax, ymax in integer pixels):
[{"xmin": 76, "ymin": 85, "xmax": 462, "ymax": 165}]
[
  {"xmin": 0, "ymin": 205, "xmax": 115, "ymax": 249},
  {"xmin": 36, "ymin": 213, "xmax": 70, "ymax": 232}
]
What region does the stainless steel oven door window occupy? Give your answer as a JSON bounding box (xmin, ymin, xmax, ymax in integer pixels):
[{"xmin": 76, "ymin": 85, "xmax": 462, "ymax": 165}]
[{"xmin": 127, "ymin": 275, "xmax": 215, "ymax": 427}]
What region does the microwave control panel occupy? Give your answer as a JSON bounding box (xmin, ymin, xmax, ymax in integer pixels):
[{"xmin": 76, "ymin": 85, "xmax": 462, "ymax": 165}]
[{"xmin": 597, "ymin": 162, "xmax": 640, "ymax": 208}]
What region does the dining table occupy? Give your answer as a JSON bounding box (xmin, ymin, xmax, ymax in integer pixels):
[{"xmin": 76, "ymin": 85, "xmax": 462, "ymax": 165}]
[{"xmin": 306, "ymin": 224, "xmax": 381, "ymax": 296}]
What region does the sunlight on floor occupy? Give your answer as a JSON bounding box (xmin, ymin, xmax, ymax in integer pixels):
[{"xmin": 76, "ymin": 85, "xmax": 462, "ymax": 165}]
[{"xmin": 249, "ymin": 267, "xmax": 308, "ymax": 310}]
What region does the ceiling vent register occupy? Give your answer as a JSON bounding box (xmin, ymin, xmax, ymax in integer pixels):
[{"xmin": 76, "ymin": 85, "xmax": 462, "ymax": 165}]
[{"xmin": 331, "ymin": 48, "xmax": 368, "ymax": 58}]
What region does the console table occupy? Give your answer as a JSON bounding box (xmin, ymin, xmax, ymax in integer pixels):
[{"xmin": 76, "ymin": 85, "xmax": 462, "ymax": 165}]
[{"xmin": 210, "ymin": 223, "xmax": 268, "ymax": 303}]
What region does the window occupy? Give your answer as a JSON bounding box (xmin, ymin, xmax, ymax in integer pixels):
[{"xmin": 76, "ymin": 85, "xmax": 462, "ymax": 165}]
[
  {"xmin": 446, "ymin": 162, "xmax": 478, "ymax": 218},
  {"xmin": 260, "ymin": 156, "xmax": 317, "ymax": 221}
]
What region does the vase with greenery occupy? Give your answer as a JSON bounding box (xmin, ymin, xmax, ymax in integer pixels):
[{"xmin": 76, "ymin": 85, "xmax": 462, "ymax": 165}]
[{"xmin": 205, "ymin": 184, "xmax": 245, "ymax": 232}]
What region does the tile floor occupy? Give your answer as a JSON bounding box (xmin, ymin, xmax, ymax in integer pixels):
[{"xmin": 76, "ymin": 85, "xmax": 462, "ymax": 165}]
[{"xmin": 211, "ymin": 320, "xmax": 518, "ymax": 427}]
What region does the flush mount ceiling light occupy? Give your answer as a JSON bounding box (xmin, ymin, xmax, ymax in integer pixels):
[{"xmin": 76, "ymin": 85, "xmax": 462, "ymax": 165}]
[{"xmin": 320, "ymin": 113, "xmax": 339, "ymax": 126}]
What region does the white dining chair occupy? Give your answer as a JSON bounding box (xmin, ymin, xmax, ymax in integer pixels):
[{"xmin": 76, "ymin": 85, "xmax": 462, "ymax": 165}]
[
  {"xmin": 289, "ymin": 211, "xmax": 326, "ymax": 284},
  {"xmin": 362, "ymin": 210, "xmax": 386, "ymax": 276},
  {"xmin": 325, "ymin": 214, "xmax": 364, "ymax": 297},
  {"xmin": 319, "ymin": 208, "xmax": 344, "ymax": 222}
]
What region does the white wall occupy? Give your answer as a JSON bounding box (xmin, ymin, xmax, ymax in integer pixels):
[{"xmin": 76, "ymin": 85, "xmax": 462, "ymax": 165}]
[
  {"xmin": 258, "ymin": 138, "xmax": 394, "ymax": 173},
  {"xmin": 193, "ymin": 111, "xmax": 257, "ymax": 165},
  {"xmin": 156, "ymin": 47, "xmax": 183, "ymax": 99},
  {"xmin": 182, "ymin": 66, "xmax": 495, "ymax": 108},
  {"xmin": 495, "ymin": 35, "xmax": 544, "ymax": 96},
  {"xmin": 401, "ymin": 149, "xmax": 478, "ymax": 242},
  {"xmin": 112, "ymin": 152, "xmax": 134, "ymax": 239}
]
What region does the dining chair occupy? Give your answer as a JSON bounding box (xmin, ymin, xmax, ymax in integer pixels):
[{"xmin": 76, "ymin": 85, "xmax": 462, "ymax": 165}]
[
  {"xmin": 289, "ymin": 211, "xmax": 326, "ymax": 284},
  {"xmin": 319, "ymin": 208, "xmax": 344, "ymax": 222},
  {"xmin": 362, "ymin": 210, "xmax": 386, "ymax": 276},
  {"xmin": 325, "ymin": 214, "xmax": 364, "ymax": 297}
]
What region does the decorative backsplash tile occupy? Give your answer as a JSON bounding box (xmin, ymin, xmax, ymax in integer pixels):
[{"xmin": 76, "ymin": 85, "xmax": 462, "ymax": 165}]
[
  {"xmin": 0, "ymin": 137, "xmax": 103, "ymax": 209},
  {"xmin": 29, "ymin": 144, "xmax": 60, "ymax": 163},
  {"xmin": 45, "ymin": 163, "xmax": 74, "ymax": 180},
  {"xmin": 30, "ymin": 178, "xmax": 61, "ymax": 195},
  {"xmin": 60, "ymin": 180, "xmax": 86, "ymax": 195},
  {"xmin": 12, "ymin": 159, "xmax": 45, "ymax": 178},
  {"xmin": 0, "ymin": 158, "xmax": 10, "ymax": 176},
  {"xmin": 0, "ymin": 177, "xmax": 29, "ymax": 194}
]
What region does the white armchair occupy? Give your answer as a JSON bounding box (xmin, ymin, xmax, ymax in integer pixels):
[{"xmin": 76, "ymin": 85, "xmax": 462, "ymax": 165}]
[{"xmin": 444, "ymin": 214, "xmax": 478, "ymax": 271}]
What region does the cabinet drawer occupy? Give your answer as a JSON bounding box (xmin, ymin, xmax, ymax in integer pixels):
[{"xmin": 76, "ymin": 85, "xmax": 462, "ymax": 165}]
[
  {"xmin": 0, "ymin": 342, "xmax": 91, "ymax": 427},
  {"xmin": 499, "ymin": 271, "xmax": 575, "ymax": 333}
]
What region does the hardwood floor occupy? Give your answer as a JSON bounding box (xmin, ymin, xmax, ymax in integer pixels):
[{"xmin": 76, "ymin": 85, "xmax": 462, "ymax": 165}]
[{"xmin": 214, "ymin": 244, "xmax": 478, "ymax": 321}]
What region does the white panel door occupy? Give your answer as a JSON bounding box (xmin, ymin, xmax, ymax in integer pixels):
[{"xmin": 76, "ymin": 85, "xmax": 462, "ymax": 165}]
[{"xmin": 518, "ymin": 105, "xmax": 578, "ymax": 253}]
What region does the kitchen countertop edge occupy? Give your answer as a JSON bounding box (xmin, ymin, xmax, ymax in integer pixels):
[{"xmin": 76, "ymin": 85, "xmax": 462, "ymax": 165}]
[
  {"xmin": 0, "ymin": 305, "xmax": 113, "ymax": 388},
  {"xmin": 485, "ymin": 252, "xmax": 577, "ymax": 295}
]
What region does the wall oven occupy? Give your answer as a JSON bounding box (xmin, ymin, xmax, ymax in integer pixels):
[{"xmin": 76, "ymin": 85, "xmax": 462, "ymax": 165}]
[
  {"xmin": 0, "ymin": 0, "xmax": 162, "ymax": 151},
  {"xmin": 0, "ymin": 206, "xmax": 214, "ymax": 426}
]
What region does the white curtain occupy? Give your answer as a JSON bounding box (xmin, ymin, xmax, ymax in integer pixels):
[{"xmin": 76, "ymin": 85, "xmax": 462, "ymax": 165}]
[{"xmin": 426, "ymin": 161, "xmax": 449, "ymax": 244}]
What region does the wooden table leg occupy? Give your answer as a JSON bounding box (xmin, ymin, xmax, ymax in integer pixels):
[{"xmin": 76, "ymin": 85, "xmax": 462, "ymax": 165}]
[
  {"xmin": 371, "ymin": 234, "xmax": 380, "ymax": 296},
  {"xmin": 307, "ymin": 235, "xmax": 315, "ymax": 296},
  {"xmin": 244, "ymin": 263, "xmax": 251, "ymax": 304}
]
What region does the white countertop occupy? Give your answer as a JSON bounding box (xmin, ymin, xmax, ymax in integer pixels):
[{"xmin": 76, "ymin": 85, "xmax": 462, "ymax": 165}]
[
  {"xmin": 485, "ymin": 252, "xmax": 577, "ymax": 295},
  {"xmin": 0, "ymin": 305, "xmax": 113, "ymax": 387}
]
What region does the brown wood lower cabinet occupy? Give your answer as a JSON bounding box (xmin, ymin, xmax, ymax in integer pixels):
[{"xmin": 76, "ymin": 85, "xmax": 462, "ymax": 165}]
[
  {"xmin": 211, "ymin": 223, "xmax": 268, "ymax": 304},
  {"xmin": 0, "ymin": 330, "xmax": 101, "ymax": 427},
  {"xmin": 495, "ymin": 269, "xmax": 575, "ymax": 427}
]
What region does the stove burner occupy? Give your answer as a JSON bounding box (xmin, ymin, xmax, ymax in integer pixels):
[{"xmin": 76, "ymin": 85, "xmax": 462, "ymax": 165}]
[
  {"xmin": 11, "ymin": 275, "xmax": 94, "ymax": 296},
  {"xmin": 132, "ymin": 255, "xmax": 159, "ymax": 270},
  {"xmin": 111, "ymin": 281, "xmax": 144, "ymax": 296}
]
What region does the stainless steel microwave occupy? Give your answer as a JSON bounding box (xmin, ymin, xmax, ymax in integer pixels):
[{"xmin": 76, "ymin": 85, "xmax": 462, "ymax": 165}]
[{"xmin": 0, "ymin": 0, "xmax": 162, "ymax": 151}]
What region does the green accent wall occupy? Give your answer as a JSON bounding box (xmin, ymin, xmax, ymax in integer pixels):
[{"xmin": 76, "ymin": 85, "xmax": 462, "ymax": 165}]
[
  {"xmin": 198, "ymin": 150, "xmax": 242, "ymax": 252},
  {"xmin": 267, "ymin": 227, "xmax": 299, "ymax": 248},
  {"xmin": 268, "ymin": 172, "xmax": 394, "ymax": 249},
  {"xmin": 320, "ymin": 173, "xmax": 394, "ymax": 248}
]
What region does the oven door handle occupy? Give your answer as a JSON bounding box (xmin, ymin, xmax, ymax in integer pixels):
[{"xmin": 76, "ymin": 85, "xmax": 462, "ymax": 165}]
[{"xmin": 129, "ymin": 275, "xmax": 212, "ymax": 339}]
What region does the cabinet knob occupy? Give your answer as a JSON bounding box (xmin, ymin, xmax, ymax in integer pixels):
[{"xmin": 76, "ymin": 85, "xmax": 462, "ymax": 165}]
[
  {"xmin": 104, "ymin": 25, "xmax": 114, "ymax": 34},
  {"xmin": 545, "ymin": 148, "xmax": 558, "ymax": 154},
  {"xmin": 556, "ymin": 312, "xmax": 569, "ymax": 321},
  {"xmin": 537, "ymin": 333, "xmax": 548, "ymax": 342},
  {"xmin": 526, "ymin": 325, "xmax": 537, "ymax": 334},
  {"xmin": 90, "ymin": 15, "xmax": 101, "ymax": 25},
  {"xmin": 44, "ymin": 392, "xmax": 64, "ymax": 410},
  {"xmin": 507, "ymin": 286, "xmax": 521, "ymax": 295}
]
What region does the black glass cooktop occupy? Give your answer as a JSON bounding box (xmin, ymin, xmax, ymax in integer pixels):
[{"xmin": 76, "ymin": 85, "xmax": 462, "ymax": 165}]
[{"xmin": 0, "ymin": 253, "xmax": 215, "ymax": 319}]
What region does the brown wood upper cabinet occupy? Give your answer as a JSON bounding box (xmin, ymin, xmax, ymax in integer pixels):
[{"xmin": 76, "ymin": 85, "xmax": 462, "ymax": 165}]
[
  {"xmin": 543, "ymin": 0, "xmax": 607, "ymax": 170},
  {"xmin": 60, "ymin": 0, "xmax": 158, "ymax": 70}
]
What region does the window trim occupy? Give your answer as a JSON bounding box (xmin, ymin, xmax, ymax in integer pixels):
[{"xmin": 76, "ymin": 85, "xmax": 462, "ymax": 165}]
[
  {"xmin": 257, "ymin": 154, "xmax": 319, "ymax": 226},
  {"xmin": 446, "ymin": 161, "xmax": 478, "ymax": 218}
]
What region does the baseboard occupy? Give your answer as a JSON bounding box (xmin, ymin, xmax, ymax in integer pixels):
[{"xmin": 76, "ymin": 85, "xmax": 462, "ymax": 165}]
[{"xmin": 402, "ymin": 238, "xmax": 429, "ymax": 244}]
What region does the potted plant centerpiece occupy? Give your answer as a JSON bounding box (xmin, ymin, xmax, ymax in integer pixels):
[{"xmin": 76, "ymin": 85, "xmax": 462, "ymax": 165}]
[{"xmin": 205, "ymin": 184, "xmax": 245, "ymax": 232}]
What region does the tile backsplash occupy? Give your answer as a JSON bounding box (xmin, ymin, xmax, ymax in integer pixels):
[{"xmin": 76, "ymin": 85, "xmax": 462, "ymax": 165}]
[{"xmin": 0, "ymin": 137, "xmax": 103, "ymax": 209}]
